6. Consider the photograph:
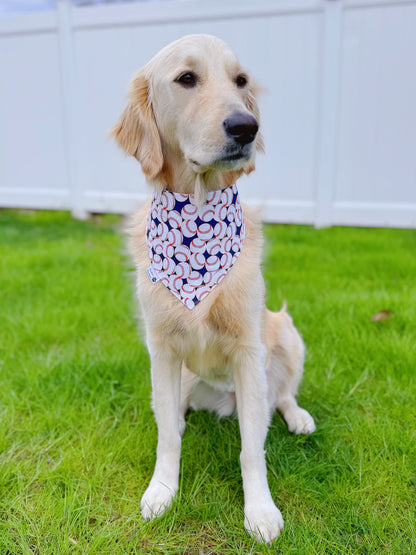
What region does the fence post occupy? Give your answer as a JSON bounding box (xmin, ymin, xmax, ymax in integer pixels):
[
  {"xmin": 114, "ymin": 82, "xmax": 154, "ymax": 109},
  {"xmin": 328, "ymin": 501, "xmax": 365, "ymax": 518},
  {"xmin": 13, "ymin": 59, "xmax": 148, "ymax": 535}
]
[
  {"xmin": 57, "ymin": 0, "xmax": 88, "ymax": 219},
  {"xmin": 315, "ymin": 0, "xmax": 343, "ymax": 227}
]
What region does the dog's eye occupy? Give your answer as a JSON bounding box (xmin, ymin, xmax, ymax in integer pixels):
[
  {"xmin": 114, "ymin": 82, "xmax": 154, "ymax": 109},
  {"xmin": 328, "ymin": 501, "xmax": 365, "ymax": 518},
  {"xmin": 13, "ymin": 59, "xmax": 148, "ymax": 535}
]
[
  {"xmin": 236, "ymin": 74, "xmax": 248, "ymax": 88},
  {"xmin": 176, "ymin": 72, "xmax": 197, "ymax": 88}
]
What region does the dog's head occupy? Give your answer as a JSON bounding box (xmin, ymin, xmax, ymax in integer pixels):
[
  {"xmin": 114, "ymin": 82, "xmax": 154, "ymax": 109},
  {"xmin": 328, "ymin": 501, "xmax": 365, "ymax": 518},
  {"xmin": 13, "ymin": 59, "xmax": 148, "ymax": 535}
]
[{"xmin": 111, "ymin": 34, "xmax": 263, "ymax": 194}]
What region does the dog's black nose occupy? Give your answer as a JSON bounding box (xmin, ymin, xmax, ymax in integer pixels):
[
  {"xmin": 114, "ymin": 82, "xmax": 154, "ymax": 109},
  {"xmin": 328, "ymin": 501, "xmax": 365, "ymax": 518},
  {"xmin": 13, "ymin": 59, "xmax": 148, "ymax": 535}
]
[{"xmin": 223, "ymin": 113, "xmax": 259, "ymax": 146}]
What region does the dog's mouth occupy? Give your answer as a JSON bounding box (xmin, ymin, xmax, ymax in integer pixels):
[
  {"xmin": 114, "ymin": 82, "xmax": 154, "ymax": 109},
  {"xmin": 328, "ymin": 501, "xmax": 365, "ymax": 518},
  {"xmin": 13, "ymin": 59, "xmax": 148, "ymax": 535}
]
[
  {"xmin": 214, "ymin": 146, "xmax": 251, "ymax": 169},
  {"xmin": 220, "ymin": 152, "xmax": 246, "ymax": 162},
  {"xmin": 188, "ymin": 144, "xmax": 252, "ymax": 172}
]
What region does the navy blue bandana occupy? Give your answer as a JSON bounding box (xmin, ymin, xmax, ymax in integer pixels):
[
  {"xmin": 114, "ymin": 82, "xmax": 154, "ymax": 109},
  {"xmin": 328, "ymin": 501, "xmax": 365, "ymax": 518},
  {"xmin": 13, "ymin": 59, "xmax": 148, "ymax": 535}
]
[{"xmin": 146, "ymin": 183, "xmax": 245, "ymax": 310}]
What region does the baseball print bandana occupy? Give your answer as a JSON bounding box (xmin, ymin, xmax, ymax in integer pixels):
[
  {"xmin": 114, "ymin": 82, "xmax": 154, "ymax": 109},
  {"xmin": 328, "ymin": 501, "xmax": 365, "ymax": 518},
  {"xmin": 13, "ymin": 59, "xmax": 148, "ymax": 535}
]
[{"xmin": 146, "ymin": 183, "xmax": 245, "ymax": 310}]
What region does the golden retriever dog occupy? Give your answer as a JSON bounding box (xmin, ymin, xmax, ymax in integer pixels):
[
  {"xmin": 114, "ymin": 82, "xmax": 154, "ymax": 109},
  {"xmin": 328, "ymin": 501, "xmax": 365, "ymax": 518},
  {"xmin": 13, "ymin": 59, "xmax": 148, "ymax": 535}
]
[{"xmin": 112, "ymin": 34, "xmax": 315, "ymax": 543}]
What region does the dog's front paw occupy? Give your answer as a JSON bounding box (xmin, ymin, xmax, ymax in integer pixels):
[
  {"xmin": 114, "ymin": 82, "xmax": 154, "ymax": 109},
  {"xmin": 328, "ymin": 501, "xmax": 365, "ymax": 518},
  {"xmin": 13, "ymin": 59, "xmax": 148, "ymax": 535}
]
[
  {"xmin": 286, "ymin": 407, "xmax": 316, "ymax": 435},
  {"xmin": 140, "ymin": 479, "xmax": 176, "ymax": 520},
  {"xmin": 244, "ymin": 502, "xmax": 284, "ymax": 543}
]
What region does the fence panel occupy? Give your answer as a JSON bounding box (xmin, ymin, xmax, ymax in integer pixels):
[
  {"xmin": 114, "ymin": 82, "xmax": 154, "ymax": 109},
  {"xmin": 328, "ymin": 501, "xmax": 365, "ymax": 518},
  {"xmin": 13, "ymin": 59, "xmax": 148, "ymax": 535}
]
[
  {"xmin": 334, "ymin": 0, "xmax": 416, "ymax": 227},
  {"xmin": 0, "ymin": 12, "xmax": 71, "ymax": 209}
]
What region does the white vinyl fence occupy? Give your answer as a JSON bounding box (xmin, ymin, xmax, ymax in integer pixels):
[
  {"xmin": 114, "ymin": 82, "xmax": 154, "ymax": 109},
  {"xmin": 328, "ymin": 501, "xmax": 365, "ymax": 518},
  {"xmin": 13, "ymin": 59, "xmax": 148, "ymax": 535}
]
[{"xmin": 0, "ymin": 0, "xmax": 415, "ymax": 227}]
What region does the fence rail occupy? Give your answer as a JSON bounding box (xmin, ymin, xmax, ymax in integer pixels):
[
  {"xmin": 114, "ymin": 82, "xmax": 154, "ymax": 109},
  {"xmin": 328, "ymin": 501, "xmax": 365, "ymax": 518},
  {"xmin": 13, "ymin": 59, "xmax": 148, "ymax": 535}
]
[{"xmin": 1, "ymin": 0, "xmax": 415, "ymax": 227}]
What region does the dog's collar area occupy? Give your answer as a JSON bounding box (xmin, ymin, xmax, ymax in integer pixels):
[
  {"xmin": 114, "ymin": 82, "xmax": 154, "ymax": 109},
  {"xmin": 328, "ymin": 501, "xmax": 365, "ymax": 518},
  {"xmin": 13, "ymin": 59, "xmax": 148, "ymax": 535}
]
[{"xmin": 146, "ymin": 183, "xmax": 245, "ymax": 310}]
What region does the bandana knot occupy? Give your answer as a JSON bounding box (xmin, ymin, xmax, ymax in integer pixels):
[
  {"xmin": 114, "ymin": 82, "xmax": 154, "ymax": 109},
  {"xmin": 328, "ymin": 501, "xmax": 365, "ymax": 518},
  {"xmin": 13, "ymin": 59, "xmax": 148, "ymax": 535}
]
[{"xmin": 146, "ymin": 183, "xmax": 245, "ymax": 310}]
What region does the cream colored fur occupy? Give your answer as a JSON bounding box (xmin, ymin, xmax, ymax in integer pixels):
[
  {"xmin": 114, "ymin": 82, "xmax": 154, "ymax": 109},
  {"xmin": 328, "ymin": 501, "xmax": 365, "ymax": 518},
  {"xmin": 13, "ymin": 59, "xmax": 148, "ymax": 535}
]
[{"xmin": 112, "ymin": 34, "xmax": 315, "ymax": 544}]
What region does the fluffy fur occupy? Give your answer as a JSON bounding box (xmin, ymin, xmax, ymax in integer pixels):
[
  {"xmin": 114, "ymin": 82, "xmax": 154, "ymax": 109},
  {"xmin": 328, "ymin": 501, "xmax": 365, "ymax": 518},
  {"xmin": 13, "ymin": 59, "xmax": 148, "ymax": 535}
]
[{"xmin": 112, "ymin": 34, "xmax": 315, "ymax": 544}]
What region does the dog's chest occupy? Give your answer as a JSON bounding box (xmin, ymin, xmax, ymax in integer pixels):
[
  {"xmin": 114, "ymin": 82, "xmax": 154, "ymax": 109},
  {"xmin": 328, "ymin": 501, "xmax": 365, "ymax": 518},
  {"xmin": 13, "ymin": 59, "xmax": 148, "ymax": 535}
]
[{"xmin": 182, "ymin": 328, "xmax": 235, "ymax": 391}]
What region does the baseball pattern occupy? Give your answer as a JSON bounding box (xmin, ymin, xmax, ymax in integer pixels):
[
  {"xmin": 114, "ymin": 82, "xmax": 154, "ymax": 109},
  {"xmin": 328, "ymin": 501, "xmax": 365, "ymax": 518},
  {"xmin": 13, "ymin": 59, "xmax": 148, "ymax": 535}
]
[{"xmin": 146, "ymin": 183, "xmax": 245, "ymax": 310}]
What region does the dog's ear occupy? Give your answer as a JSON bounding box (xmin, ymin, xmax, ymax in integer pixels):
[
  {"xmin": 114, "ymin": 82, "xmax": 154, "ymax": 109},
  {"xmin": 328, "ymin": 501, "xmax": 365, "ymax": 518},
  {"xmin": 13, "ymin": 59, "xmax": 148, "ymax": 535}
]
[
  {"xmin": 242, "ymin": 83, "xmax": 264, "ymax": 175},
  {"xmin": 111, "ymin": 71, "xmax": 163, "ymax": 179}
]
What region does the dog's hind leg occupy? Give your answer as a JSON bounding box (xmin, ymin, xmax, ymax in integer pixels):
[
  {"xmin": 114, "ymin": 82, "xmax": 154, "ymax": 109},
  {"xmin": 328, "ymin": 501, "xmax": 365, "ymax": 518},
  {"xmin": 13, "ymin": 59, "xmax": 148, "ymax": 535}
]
[{"xmin": 264, "ymin": 307, "xmax": 316, "ymax": 435}]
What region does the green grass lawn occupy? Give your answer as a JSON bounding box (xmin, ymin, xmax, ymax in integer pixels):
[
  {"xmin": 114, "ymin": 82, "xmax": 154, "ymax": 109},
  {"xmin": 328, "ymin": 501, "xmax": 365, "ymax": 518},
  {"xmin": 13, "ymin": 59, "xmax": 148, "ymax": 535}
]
[{"xmin": 0, "ymin": 208, "xmax": 415, "ymax": 554}]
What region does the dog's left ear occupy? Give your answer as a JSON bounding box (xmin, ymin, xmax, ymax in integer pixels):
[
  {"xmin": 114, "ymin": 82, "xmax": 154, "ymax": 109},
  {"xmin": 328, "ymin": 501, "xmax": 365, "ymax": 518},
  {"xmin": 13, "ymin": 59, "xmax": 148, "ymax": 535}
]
[
  {"xmin": 110, "ymin": 70, "xmax": 164, "ymax": 180},
  {"xmin": 242, "ymin": 83, "xmax": 264, "ymax": 175}
]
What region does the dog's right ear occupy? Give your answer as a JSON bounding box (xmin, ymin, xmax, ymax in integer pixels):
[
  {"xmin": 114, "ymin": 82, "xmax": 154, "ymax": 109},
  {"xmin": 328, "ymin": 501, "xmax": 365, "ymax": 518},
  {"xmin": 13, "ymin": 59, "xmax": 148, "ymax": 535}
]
[{"xmin": 111, "ymin": 71, "xmax": 163, "ymax": 179}]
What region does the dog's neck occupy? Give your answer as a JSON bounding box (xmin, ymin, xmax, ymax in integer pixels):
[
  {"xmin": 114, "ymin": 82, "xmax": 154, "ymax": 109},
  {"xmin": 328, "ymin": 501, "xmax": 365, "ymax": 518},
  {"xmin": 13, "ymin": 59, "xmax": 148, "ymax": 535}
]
[{"xmin": 156, "ymin": 148, "xmax": 241, "ymax": 206}]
